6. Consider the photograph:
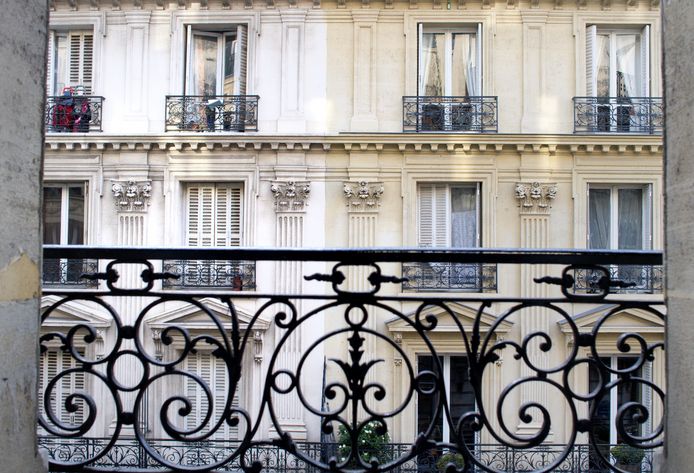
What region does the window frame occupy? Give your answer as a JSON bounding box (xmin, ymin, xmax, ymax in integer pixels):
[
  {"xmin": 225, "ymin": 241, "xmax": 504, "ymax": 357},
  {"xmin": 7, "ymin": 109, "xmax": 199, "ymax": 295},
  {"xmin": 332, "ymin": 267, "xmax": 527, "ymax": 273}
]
[
  {"xmin": 43, "ymin": 183, "xmax": 87, "ymax": 246},
  {"xmin": 169, "ymin": 11, "xmax": 259, "ymax": 97},
  {"xmin": 184, "ymin": 182, "xmax": 244, "ymax": 248},
  {"xmin": 587, "ymin": 183, "xmax": 653, "ymax": 251},
  {"xmin": 416, "ymin": 182, "xmax": 482, "ymax": 248},
  {"xmin": 575, "ymin": 12, "xmax": 660, "ymax": 97}
]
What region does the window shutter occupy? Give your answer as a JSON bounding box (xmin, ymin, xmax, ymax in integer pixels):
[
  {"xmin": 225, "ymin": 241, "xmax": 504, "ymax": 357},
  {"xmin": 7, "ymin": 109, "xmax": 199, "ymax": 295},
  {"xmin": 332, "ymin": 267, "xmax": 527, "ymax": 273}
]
[
  {"xmin": 418, "ymin": 184, "xmax": 448, "ymax": 248},
  {"xmin": 476, "ymin": 23, "xmax": 483, "ymax": 96},
  {"xmin": 68, "ymin": 32, "xmax": 93, "ymax": 93},
  {"xmin": 235, "ymin": 25, "xmax": 248, "ymax": 95},
  {"xmin": 46, "ymin": 30, "xmax": 55, "ymax": 96},
  {"xmin": 640, "ymin": 25, "xmax": 650, "ymax": 97},
  {"xmin": 586, "ymin": 25, "xmax": 597, "ymax": 96},
  {"xmin": 642, "ymin": 360, "xmax": 652, "ymax": 435}
]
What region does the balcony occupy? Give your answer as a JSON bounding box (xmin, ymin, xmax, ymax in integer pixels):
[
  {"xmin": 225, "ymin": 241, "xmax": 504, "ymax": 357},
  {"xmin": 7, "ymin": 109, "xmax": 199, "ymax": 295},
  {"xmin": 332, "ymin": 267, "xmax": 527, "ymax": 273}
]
[
  {"xmin": 162, "ymin": 259, "xmax": 256, "ymax": 290},
  {"xmin": 402, "ymin": 96, "xmax": 498, "ymax": 133},
  {"xmin": 45, "ymin": 95, "xmax": 104, "ymax": 133},
  {"xmin": 39, "ymin": 246, "xmax": 664, "ymax": 473},
  {"xmin": 573, "ymin": 264, "xmax": 664, "ymax": 294},
  {"xmin": 401, "ymin": 262, "xmax": 497, "ymax": 292},
  {"xmin": 573, "ymin": 97, "xmax": 663, "ymax": 134},
  {"xmin": 42, "ymin": 258, "xmax": 98, "ymax": 288},
  {"xmin": 165, "ymin": 95, "xmax": 259, "ymax": 132}
]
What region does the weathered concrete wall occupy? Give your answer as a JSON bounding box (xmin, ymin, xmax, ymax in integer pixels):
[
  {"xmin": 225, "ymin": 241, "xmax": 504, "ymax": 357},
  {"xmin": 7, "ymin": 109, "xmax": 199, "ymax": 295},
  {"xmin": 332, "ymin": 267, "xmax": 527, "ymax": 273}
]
[
  {"xmin": 664, "ymin": 1, "xmax": 694, "ymax": 471},
  {"xmin": 0, "ymin": 0, "xmax": 48, "ymax": 471}
]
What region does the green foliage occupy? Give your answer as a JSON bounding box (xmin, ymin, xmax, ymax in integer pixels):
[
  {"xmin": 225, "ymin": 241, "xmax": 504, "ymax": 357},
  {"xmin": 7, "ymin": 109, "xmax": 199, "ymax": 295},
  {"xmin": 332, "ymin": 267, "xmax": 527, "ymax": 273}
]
[
  {"xmin": 435, "ymin": 452, "xmax": 465, "ymax": 472},
  {"xmin": 337, "ymin": 421, "xmax": 391, "ymax": 465},
  {"xmin": 610, "ymin": 444, "xmax": 646, "ymax": 465}
]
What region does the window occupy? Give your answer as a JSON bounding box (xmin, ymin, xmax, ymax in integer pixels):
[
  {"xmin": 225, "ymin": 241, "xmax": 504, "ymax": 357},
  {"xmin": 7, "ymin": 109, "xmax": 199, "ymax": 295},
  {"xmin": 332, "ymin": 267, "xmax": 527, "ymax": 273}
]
[
  {"xmin": 185, "ymin": 25, "xmax": 248, "ymax": 96},
  {"xmin": 418, "ymin": 183, "xmax": 480, "ymax": 248},
  {"xmin": 42, "ymin": 184, "xmax": 93, "ymax": 285},
  {"xmin": 39, "ymin": 349, "xmax": 85, "ymax": 428},
  {"xmin": 417, "ymin": 355, "xmax": 476, "ymax": 445},
  {"xmin": 47, "ymin": 30, "xmax": 94, "ymax": 96},
  {"xmin": 588, "ymin": 357, "xmax": 652, "ymax": 465},
  {"xmin": 418, "ymin": 25, "xmax": 481, "ymax": 97},
  {"xmin": 184, "ymin": 351, "xmax": 240, "ymax": 439},
  {"xmin": 586, "ymin": 185, "xmax": 659, "ymax": 293},
  {"xmin": 164, "ymin": 183, "xmax": 252, "ymax": 289},
  {"xmin": 588, "ymin": 185, "xmax": 651, "ymax": 251},
  {"xmin": 404, "ymin": 183, "xmax": 495, "ymax": 291},
  {"xmin": 586, "ymin": 26, "xmax": 650, "ymax": 99}
]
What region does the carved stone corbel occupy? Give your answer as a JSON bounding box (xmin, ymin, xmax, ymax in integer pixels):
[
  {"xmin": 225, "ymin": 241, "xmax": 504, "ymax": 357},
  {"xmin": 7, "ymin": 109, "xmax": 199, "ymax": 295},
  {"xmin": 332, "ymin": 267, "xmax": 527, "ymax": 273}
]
[
  {"xmin": 95, "ymin": 329, "xmax": 106, "ymax": 360},
  {"xmin": 393, "ymin": 333, "xmax": 403, "ymax": 367},
  {"xmin": 254, "ymin": 330, "xmax": 264, "ymax": 364},
  {"xmin": 271, "ymin": 181, "xmax": 311, "ymax": 213},
  {"xmin": 514, "ymin": 182, "xmax": 557, "ymax": 215},
  {"xmin": 151, "ymin": 329, "xmax": 163, "ymax": 361},
  {"xmin": 343, "ymin": 181, "xmax": 384, "ymax": 212},
  {"xmin": 111, "ymin": 180, "xmax": 152, "ymax": 212}
]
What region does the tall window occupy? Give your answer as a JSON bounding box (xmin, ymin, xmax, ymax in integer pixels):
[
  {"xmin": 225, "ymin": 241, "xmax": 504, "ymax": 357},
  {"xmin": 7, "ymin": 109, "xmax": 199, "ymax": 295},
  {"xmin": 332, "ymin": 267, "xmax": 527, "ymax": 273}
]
[
  {"xmin": 586, "ymin": 26, "xmax": 650, "ymax": 99},
  {"xmin": 47, "ymin": 30, "xmax": 94, "ymax": 95},
  {"xmin": 418, "ymin": 183, "xmax": 480, "ymax": 248},
  {"xmin": 588, "ymin": 185, "xmax": 651, "ymax": 251},
  {"xmin": 39, "ymin": 349, "xmax": 85, "ymax": 429},
  {"xmin": 418, "ymin": 25, "xmax": 481, "ymax": 97},
  {"xmin": 186, "ymin": 183, "xmax": 243, "ymax": 247},
  {"xmin": 184, "ymin": 351, "xmax": 240, "ymax": 440},
  {"xmin": 417, "ymin": 355, "xmax": 476, "ymax": 445},
  {"xmin": 186, "ymin": 25, "xmax": 248, "ymax": 96},
  {"xmin": 43, "ymin": 184, "xmax": 85, "ymax": 246}
]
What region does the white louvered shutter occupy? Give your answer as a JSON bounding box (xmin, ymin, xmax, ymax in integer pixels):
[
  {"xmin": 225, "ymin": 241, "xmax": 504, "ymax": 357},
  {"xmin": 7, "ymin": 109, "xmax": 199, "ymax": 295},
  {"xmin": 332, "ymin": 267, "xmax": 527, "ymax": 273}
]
[
  {"xmin": 235, "ymin": 25, "xmax": 248, "ymax": 95},
  {"xmin": 68, "ymin": 32, "xmax": 94, "ymax": 93},
  {"xmin": 642, "ymin": 360, "xmax": 652, "ymax": 435},
  {"xmin": 418, "ymin": 184, "xmax": 449, "ymax": 248},
  {"xmin": 46, "ymin": 30, "xmax": 55, "ymax": 95},
  {"xmin": 188, "ymin": 184, "xmax": 242, "ymax": 248},
  {"xmin": 640, "ymin": 25, "xmax": 650, "ymax": 97},
  {"xmin": 476, "ymin": 23, "xmax": 483, "ymax": 96},
  {"xmin": 586, "ymin": 25, "xmax": 597, "ymax": 96},
  {"xmin": 40, "ymin": 350, "xmax": 84, "ymax": 426}
]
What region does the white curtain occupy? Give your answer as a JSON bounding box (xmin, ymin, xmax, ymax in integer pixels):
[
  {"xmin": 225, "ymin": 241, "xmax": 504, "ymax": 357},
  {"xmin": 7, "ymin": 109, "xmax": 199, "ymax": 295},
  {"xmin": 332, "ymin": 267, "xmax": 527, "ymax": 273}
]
[
  {"xmin": 451, "ymin": 187, "xmax": 478, "ymax": 247},
  {"xmin": 419, "ymin": 33, "xmax": 443, "ymax": 96},
  {"xmin": 617, "ymin": 188, "xmax": 643, "ymax": 249},
  {"xmin": 616, "ymin": 34, "xmax": 637, "ymax": 98},
  {"xmin": 588, "ymin": 188, "xmax": 611, "ymax": 249},
  {"xmin": 596, "ymin": 34, "xmax": 610, "ymax": 97}
]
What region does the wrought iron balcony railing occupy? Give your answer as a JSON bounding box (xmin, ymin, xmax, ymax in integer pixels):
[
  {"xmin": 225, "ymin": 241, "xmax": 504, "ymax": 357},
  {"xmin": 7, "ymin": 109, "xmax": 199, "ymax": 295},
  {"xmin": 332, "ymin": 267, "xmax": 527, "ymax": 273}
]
[
  {"xmin": 37, "ymin": 437, "xmax": 655, "ymax": 473},
  {"xmin": 39, "ymin": 246, "xmax": 664, "ymax": 473},
  {"xmin": 165, "ymin": 95, "xmax": 259, "ymax": 132},
  {"xmin": 573, "ymin": 264, "xmax": 664, "ymax": 294},
  {"xmin": 42, "ymin": 258, "xmax": 98, "ymax": 288},
  {"xmin": 573, "ymin": 97, "xmax": 663, "ymax": 134},
  {"xmin": 162, "ymin": 260, "xmax": 256, "ymax": 290},
  {"xmin": 45, "ymin": 95, "xmax": 104, "ymax": 133},
  {"xmin": 403, "ymin": 96, "xmax": 498, "ymax": 133},
  {"xmin": 401, "ymin": 262, "xmax": 497, "ymax": 292}
]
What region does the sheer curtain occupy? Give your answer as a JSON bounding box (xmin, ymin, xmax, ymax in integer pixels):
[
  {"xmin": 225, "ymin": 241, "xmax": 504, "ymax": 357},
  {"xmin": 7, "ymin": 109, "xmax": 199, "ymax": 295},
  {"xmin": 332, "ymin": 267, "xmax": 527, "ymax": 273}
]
[
  {"xmin": 588, "ymin": 188, "xmax": 611, "ymax": 249},
  {"xmin": 596, "ymin": 34, "xmax": 610, "ymax": 97},
  {"xmin": 452, "ymin": 34, "xmax": 478, "ymax": 96},
  {"xmin": 616, "ymin": 34, "xmax": 637, "ymax": 98},
  {"xmin": 419, "ymin": 33, "xmax": 444, "ymax": 96},
  {"xmin": 451, "ymin": 186, "xmax": 478, "ymax": 247},
  {"xmin": 618, "ymin": 188, "xmax": 643, "ymax": 249}
]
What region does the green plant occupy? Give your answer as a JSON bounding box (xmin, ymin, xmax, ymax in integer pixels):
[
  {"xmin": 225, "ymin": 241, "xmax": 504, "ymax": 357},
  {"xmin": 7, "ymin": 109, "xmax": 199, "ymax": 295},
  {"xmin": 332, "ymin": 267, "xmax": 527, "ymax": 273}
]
[
  {"xmin": 337, "ymin": 421, "xmax": 391, "ymax": 465},
  {"xmin": 436, "ymin": 452, "xmax": 465, "ymax": 472},
  {"xmin": 610, "ymin": 444, "xmax": 646, "ymax": 465}
]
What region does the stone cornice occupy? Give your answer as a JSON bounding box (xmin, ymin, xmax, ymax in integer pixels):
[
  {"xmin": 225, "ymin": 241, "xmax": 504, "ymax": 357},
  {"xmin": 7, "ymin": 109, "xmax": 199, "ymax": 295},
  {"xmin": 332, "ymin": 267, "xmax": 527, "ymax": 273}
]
[{"xmin": 44, "ymin": 133, "xmax": 663, "ymax": 154}]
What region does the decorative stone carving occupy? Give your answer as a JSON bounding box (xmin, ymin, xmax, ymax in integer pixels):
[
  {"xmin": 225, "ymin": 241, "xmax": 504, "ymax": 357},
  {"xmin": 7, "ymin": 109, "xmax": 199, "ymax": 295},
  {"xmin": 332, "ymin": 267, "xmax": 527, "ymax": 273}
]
[
  {"xmin": 393, "ymin": 333, "xmax": 402, "ymax": 366},
  {"xmin": 254, "ymin": 330, "xmax": 264, "ymax": 364},
  {"xmin": 514, "ymin": 182, "xmax": 557, "ymax": 214},
  {"xmin": 343, "ymin": 181, "xmax": 384, "ymax": 212},
  {"xmin": 111, "ymin": 180, "xmax": 152, "ymax": 212},
  {"xmin": 151, "ymin": 329, "xmax": 163, "ymax": 361},
  {"xmin": 271, "ymin": 181, "xmax": 311, "ymax": 212}
]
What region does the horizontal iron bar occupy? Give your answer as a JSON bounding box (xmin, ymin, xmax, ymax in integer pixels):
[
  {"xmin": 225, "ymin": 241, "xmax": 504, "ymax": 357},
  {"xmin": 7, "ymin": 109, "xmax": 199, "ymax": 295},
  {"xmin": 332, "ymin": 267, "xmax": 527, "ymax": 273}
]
[{"xmin": 43, "ymin": 246, "xmax": 663, "ymax": 265}]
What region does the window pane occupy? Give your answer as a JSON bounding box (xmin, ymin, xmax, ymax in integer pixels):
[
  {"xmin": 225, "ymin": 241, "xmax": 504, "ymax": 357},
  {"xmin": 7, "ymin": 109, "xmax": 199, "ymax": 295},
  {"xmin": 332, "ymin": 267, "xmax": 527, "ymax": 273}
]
[
  {"xmin": 417, "ymin": 355, "xmax": 443, "ymax": 442},
  {"xmin": 616, "ymin": 34, "xmax": 637, "ymax": 98},
  {"xmin": 192, "ymin": 35, "xmax": 218, "ymax": 96},
  {"xmin": 618, "ymin": 188, "xmax": 643, "ymax": 250},
  {"xmin": 449, "ymin": 356, "xmax": 475, "ymax": 445},
  {"xmin": 588, "ymin": 358, "xmax": 613, "ymax": 458},
  {"xmin": 617, "ymin": 357, "xmax": 643, "ymax": 442},
  {"xmin": 588, "ymin": 188, "xmax": 611, "ymax": 249},
  {"xmin": 67, "ymin": 186, "xmax": 85, "ymax": 245},
  {"xmin": 596, "ymin": 34, "xmax": 610, "ymax": 97},
  {"xmin": 451, "ymin": 34, "xmax": 476, "ymax": 96},
  {"xmin": 223, "ymin": 35, "xmax": 235, "ymax": 95},
  {"xmin": 451, "ymin": 186, "xmax": 477, "ymax": 247},
  {"xmin": 420, "ymin": 33, "xmax": 444, "ymax": 96},
  {"xmin": 43, "ymin": 187, "xmax": 62, "ymax": 245}
]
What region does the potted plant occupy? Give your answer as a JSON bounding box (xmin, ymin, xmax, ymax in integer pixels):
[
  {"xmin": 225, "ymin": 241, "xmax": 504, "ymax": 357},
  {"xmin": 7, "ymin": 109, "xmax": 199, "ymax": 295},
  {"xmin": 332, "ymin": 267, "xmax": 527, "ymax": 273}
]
[
  {"xmin": 610, "ymin": 444, "xmax": 645, "ymax": 473},
  {"xmin": 337, "ymin": 421, "xmax": 391, "ymax": 467},
  {"xmin": 435, "ymin": 452, "xmax": 465, "ymax": 472}
]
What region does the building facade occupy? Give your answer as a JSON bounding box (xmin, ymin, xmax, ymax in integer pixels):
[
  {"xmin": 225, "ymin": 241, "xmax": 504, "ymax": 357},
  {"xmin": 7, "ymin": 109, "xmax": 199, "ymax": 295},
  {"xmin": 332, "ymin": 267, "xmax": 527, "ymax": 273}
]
[{"xmin": 40, "ymin": 0, "xmax": 664, "ymax": 470}]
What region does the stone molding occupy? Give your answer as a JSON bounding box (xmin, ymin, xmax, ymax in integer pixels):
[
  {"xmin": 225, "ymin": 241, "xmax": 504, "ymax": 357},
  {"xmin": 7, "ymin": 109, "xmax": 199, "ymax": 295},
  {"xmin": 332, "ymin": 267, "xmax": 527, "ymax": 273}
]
[
  {"xmin": 271, "ymin": 180, "xmax": 311, "ymax": 212},
  {"xmin": 111, "ymin": 180, "xmax": 152, "ymax": 212},
  {"xmin": 343, "ymin": 180, "xmax": 384, "ymax": 212}
]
